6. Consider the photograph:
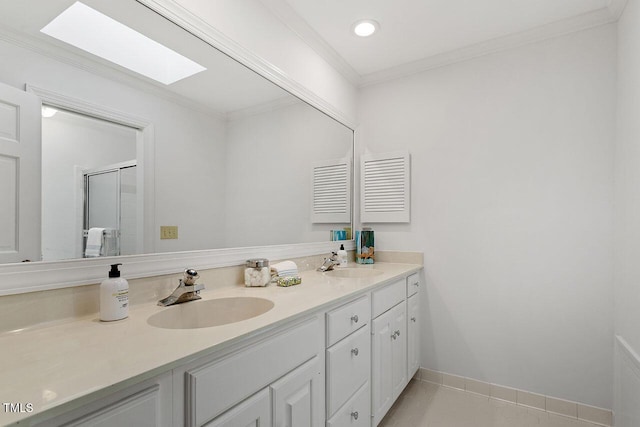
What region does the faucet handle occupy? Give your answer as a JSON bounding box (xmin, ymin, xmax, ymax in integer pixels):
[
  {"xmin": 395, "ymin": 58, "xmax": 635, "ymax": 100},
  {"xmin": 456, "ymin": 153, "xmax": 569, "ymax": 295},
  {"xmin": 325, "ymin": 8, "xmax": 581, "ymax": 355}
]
[{"xmin": 183, "ymin": 269, "xmax": 199, "ymax": 285}]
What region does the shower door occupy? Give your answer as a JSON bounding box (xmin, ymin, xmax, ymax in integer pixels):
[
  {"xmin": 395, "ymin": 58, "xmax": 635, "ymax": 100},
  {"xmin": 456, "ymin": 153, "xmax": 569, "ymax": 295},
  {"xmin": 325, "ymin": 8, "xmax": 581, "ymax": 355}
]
[{"xmin": 84, "ymin": 161, "xmax": 137, "ymax": 257}]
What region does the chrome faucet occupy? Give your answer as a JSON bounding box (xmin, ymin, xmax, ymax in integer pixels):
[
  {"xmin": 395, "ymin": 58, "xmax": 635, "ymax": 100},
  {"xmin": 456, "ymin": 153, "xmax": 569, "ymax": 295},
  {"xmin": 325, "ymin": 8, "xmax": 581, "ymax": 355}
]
[
  {"xmin": 157, "ymin": 269, "xmax": 205, "ymax": 306},
  {"xmin": 317, "ymin": 252, "xmax": 340, "ymax": 272}
]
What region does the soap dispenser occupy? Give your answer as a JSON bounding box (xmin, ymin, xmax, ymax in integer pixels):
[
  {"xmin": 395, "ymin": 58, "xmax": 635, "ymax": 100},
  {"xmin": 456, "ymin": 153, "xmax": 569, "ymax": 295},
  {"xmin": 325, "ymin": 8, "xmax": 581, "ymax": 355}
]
[
  {"xmin": 337, "ymin": 244, "xmax": 348, "ymax": 267},
  {"xmin": 100, "ymin": 263, "xmax": 129, "ymax": 321}
]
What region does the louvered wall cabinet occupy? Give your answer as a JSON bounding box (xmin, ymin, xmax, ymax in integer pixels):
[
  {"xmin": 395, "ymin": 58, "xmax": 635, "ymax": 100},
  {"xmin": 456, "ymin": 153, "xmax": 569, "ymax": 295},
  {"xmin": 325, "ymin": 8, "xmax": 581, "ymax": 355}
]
[{"xmin": 361, "ymin": 151, "xmax": 410, "ymax": 223}]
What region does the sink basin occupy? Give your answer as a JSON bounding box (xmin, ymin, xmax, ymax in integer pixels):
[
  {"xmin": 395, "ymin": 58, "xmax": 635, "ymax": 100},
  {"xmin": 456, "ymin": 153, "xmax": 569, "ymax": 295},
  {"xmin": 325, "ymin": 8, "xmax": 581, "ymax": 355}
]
[
  {"xmin": 325, "ymin": 268, "xmax": 384, "ymax": 279},
  {"xmin": 147, "ymin": 297, "xmax": 274, "ymax": 329}
]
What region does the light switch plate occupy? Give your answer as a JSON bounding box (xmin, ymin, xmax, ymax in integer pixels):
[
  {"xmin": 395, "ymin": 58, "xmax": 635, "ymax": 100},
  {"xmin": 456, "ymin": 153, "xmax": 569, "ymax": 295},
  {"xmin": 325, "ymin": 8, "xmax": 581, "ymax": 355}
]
[{"xmin": 160, "ymin": 226, "xmax": 178, "ymax": 239}]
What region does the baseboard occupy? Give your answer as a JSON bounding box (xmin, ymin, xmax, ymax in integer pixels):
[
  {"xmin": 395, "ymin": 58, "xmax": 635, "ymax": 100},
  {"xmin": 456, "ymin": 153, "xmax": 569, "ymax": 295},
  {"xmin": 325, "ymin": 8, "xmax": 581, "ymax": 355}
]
[
  {"xmin": 614, "ymin": 335, "xmax": 640, "ymax": 427},
  {"xmin": 417, "ymin": 367, "xmax": 612, "ymax": 426}
]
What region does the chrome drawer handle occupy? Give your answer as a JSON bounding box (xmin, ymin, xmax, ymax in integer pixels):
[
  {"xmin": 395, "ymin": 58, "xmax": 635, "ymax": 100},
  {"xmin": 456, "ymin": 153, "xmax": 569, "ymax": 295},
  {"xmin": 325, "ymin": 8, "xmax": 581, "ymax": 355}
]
[
  {"xmin": 411, "ymin": 317, "xmax": 416, "ymax": 322},
  {"xmin": 395, "ymin": 330, "xmax": 401, "ymax": 337},
  {"xmin": 351, "ymin": 411, "xmax": 359, "ymax": 420},
  {"xmin": 351, "ymin": 314, "xmax": 359, "ymax": 323},
  {"xmin": 391, "ymin": 332, "xmax": 397, "ymax": 340},
  {"xmin": 351, "ymin": 348, "xmax": 359, "ymax": 356}
]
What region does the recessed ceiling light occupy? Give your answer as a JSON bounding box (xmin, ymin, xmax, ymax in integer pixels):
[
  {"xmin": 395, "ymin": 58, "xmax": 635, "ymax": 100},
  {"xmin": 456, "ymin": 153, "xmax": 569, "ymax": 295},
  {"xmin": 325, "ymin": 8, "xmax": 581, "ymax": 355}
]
[
  {"xmin": 40, "ymin": 2, "xmax": 206, "ymax": 85},
  {"xmin": 353, "ymin": 20, "xmax": 379, "ymax": 37}
]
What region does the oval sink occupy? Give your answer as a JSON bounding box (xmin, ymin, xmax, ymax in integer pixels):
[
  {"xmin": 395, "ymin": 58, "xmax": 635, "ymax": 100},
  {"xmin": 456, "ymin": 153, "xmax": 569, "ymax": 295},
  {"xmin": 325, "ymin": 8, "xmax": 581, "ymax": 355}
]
[
  {"xmin": 147, "ymin": 297, "xmax": 274, "ymax": 329},
  {"xmin": 325, "ymin": 268, "xmax": 384, "ymax": 279}
]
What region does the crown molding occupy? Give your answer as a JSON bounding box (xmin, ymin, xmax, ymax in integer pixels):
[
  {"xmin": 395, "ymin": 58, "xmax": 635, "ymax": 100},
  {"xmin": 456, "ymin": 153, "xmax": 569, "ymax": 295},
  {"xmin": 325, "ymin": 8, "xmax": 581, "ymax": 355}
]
[
  {"xmin": 360, "ymin": 7, "xmax": 617, "ymax": 87},
  {"xmin": 137, "ymin": 0, "xmax": 356, "ymax": 130},
  {"xmin": 257, "ymin": 0, "xmax": 362, "ymax": 86},
  {"xmin": 242, "ymin": 1, "xmax": 629, "ymax": 90}
]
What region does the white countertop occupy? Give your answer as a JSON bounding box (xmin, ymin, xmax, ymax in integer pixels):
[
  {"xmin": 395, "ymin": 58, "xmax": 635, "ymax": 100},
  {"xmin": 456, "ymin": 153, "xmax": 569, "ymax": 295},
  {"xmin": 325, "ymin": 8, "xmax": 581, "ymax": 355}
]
[{"xmin": 0, "ymin": 262, "xmax": 421, "ymax": 426}]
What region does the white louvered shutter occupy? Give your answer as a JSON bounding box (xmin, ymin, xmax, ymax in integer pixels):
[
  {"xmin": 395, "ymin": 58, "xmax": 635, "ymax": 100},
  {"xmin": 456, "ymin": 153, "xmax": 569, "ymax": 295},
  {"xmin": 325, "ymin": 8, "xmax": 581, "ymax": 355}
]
[
  {"xmin": 361, "ymin": 151, "xmax": 410, "ymax": 223},
  {"xmin": 311, "ymin": 158, "xmax": 352, "ymax": 223}
]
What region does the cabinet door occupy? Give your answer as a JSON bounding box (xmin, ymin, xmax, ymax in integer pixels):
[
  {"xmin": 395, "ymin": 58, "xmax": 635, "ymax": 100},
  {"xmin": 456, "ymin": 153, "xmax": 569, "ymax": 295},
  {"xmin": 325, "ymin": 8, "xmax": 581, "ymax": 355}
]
[
  {"xmin": 407, "ymin": 293, "xmax": 420, "ymax": 379},
  {"xmin": 204, "ymin": 388, "xmax": 271, "ymax": 427},
  {"xmin": 371, "ymin": 308, "xmax": 394, "ymax": 426},
  {"xmin": 391, "ymin": 302, "xmax": 407, "ymax": 402},
  {"xmin": 270, "ymin": 356, "xmax": 323, "ymax": 427}
]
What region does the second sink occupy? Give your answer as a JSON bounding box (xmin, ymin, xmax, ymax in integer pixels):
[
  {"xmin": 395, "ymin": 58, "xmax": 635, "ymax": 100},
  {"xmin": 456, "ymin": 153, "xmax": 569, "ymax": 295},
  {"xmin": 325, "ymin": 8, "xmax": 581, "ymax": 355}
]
[{"xmin": 147, "ymin": 297, "xmax": 274, "ymax": 329}]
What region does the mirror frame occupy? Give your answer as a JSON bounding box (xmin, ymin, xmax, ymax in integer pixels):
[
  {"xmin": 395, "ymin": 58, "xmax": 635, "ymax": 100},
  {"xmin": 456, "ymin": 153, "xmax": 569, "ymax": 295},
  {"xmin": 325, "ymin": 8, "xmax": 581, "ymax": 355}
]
[{"xmin": 0, "ymin": 0, "xmax": 356, "ymax": 296}]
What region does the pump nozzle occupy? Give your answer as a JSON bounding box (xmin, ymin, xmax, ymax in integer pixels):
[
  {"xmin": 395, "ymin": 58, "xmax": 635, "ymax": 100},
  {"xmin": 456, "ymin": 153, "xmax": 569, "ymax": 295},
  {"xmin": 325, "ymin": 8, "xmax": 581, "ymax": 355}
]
[{"xmin": 109, "ymin": 263, "xmax": 122, "ymax": 278}]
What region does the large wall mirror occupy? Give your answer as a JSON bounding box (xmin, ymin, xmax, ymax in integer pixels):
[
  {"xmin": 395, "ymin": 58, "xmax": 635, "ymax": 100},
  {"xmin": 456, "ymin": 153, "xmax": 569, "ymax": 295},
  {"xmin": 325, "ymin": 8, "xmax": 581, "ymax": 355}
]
[{"xmin": 0, "ymin": 0, "xmax": 353, "ymax": 271}]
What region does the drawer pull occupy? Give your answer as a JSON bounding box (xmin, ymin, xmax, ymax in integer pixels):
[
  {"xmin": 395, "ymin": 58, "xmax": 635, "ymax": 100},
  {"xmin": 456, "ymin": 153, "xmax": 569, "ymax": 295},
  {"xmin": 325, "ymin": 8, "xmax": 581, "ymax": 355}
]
[
  {"xmin": 413, "ymin": 282, "xmax": 419, "ymax": 287},
  {"xmin": 351, "ymin": 314, "xmax": 359, "ymax": 323},
  {"xmin": 411, "ymin": 317, "xmax": 416, "ymax": 322},
  {"xmin": 351, "ymin": 411, "xmax": 359, "ymax": 420},
  {"xmin": 395, "ymin": 329, "xmax": 401, "ymax": 337},
  {"xmin": 391, "ymin": 332, "xmax": 397, "ymax": 340},
  {"xmin": 351, "ymin": 348, "xmax": 359, "ymax": 356}
]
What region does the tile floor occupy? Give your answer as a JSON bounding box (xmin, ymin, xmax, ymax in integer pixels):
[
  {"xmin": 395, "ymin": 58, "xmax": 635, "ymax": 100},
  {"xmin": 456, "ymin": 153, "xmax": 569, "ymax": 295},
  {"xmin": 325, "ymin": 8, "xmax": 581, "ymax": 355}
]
[{"xmin": 379, "ymin": 380, "xmax": 604, "ymax": 427}]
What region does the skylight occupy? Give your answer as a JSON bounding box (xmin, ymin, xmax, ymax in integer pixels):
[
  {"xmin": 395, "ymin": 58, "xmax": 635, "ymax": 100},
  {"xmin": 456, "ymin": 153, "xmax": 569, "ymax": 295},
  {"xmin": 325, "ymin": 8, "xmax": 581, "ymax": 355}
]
[{"xmin": 41, "ymin": 2, "xmax": 206, "ymax": 85}]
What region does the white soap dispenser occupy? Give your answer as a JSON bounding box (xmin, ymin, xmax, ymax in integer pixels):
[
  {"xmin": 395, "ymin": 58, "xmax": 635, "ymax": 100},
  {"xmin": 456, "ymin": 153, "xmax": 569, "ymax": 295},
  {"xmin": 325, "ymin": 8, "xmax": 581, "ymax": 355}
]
[
  {"xmin": 337, "ymin": 244, "xmax": 348, "ymax": 267},
  {"xmin": 100, "ymin": 263, "xmax": 129, "ymax": 321}
]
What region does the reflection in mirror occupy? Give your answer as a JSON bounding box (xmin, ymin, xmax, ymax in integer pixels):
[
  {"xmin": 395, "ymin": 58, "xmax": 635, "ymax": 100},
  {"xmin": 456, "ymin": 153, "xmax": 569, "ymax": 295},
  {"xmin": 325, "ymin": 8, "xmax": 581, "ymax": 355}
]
[
  {"xmin": 42, "ymin": 108, "xmax": 139, "ymax": 260},
  {"xmin": 0, "ymin": 0, "xmax": 353, "ymax": 265}
]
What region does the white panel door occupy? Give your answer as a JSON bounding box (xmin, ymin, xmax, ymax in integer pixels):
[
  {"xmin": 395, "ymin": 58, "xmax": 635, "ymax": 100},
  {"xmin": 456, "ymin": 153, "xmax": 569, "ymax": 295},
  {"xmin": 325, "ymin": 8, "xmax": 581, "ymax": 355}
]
[
  {"xmin": 0, "ymin": 82, "xmax": 40, "ymax": 263},
  {"xmin": 371, "ymin": 308, "xmax": 394, "ymax": 426},
  {"xmin": 270, "ymin": 356, "xmax": 323, "ymax": 427},
  {"xmin": 391, "ymin": 303, "xmax": 407, "ymax": 401}
]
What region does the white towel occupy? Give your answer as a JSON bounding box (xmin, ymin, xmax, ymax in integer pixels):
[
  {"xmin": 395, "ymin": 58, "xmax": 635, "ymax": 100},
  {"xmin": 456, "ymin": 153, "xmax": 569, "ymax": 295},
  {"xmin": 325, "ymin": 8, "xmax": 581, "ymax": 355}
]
[
  {"xmin": 85, "ymin": 227, "xmax": 105, "ymax": 257},
  {"xmin": 270, "ymin": 260, "xmax": 299, "ymax": 277}
]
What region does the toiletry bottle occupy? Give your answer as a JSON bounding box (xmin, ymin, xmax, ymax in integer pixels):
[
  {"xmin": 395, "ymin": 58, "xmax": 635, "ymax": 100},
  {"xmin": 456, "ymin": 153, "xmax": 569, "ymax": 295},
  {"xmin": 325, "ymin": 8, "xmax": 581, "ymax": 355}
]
[
  {"xmin": 100, "ymin": 263, "xmax": 129, "ymax": 321},
  {"xmin": 337, "ymin": 244, "xmax": 348, "ymax": 267}
]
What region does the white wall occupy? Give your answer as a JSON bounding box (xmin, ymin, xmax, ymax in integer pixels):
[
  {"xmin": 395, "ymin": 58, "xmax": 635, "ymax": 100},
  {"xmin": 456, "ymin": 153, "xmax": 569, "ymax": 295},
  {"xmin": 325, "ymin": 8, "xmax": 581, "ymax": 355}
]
[
  {"xmin": 358, "ymin": 25, "xmax": 617, "ymax": 409},
  {"xmin": 225, "ymin": 101, "xmax": 352, "ymax": 247},
  {"xmin": 173, "ymin": 0, "xmax": 358, "ymax": 124},
  {"xmin": 614, "ymin": 0, "xmax": 640, "ymax": 424}
]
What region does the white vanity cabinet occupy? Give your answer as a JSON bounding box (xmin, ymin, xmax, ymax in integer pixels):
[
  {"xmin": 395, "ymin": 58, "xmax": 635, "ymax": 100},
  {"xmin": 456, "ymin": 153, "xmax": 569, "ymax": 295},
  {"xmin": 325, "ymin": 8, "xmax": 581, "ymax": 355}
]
[
  {"xmin": 371, "ymin": 274, "xmax": 422, "ymax": 427},
  {"xmin": 21, "ymin": 266, "xmax": 423, "ymax": 427},
  {"xmin": 325, "ymin": 295, "xmax": 371, "ymax": 426},
  {"xmin": 33, "ymin": 372, "xmax": 173, "ymax": 427}
]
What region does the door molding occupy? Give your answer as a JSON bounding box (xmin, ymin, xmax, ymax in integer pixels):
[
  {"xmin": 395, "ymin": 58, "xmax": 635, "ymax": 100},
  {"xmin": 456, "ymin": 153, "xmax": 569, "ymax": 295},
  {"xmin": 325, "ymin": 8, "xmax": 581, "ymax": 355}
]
[{"xmin": 27, "ymin": 84, "xmax": 155, "ymax": 257}]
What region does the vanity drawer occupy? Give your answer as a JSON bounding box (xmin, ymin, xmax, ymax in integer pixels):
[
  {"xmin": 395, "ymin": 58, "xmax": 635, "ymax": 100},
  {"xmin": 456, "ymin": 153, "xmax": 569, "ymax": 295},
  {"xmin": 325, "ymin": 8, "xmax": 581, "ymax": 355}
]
[
  {"xmin": 326, "ymin": 382, "xmax": 370, "ymax": 427},
  {"xmin": 407, "ymin": 273, "xmax": 420, "ymax": 297},
  {"xmin": 326, "ymin": 295, "xmax": 370, "ymax": 347},
  {"xmin": 326, "ymin": 324, "xmax": 370, "ymax": 417},
  {"xmin": 372, "ymin": 279, "xmax": 405, "ymax": 318}
]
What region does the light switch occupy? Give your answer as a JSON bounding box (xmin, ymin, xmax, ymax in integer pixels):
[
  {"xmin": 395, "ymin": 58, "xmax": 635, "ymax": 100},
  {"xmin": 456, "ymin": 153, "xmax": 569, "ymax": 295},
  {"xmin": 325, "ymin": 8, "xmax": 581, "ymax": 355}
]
[{"xmin": 160, "ymin": 226, "xmax": 178, "ymax": 239}]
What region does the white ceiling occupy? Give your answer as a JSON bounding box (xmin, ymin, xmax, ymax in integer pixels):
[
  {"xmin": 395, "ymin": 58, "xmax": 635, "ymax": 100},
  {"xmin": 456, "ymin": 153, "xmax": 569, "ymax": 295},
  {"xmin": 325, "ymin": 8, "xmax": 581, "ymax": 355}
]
[{"xmin": 264, "ymin": 0, "xmax": 624, "ymax": 85}]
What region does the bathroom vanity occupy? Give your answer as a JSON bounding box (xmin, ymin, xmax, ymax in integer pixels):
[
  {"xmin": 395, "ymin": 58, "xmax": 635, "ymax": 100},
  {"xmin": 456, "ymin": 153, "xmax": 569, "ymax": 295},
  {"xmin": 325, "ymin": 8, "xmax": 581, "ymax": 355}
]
[{"xmin": 0, "ymin": 263, "xmax": 422, "ymax": 427}]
